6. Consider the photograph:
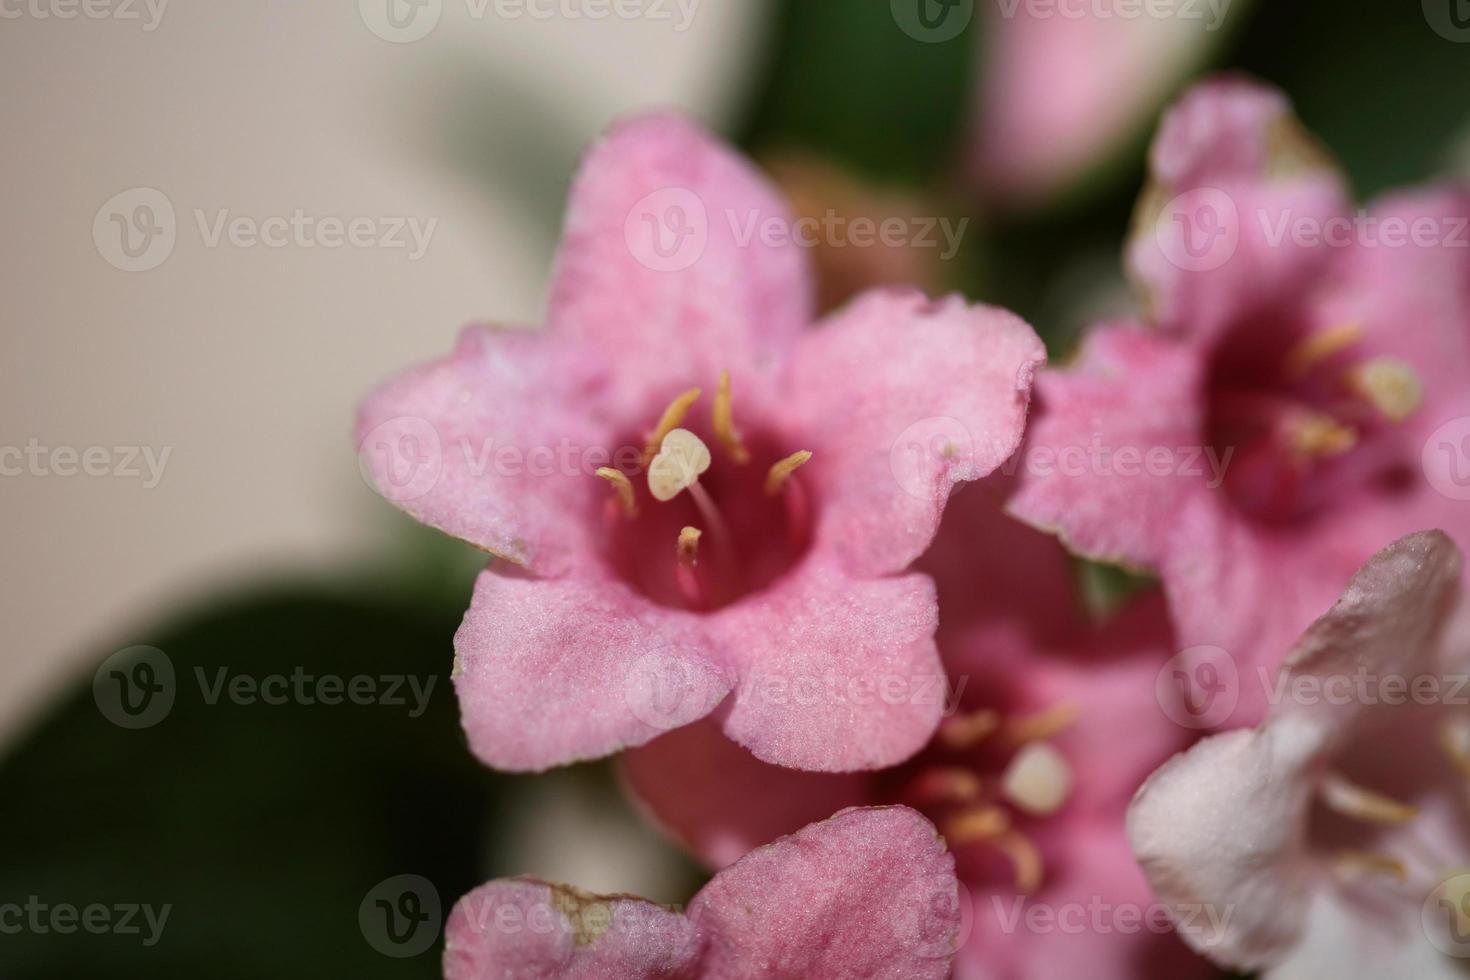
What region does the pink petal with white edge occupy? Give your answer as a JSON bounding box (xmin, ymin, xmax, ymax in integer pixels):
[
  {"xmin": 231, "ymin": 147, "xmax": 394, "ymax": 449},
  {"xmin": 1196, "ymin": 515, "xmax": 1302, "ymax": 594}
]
[
  {"xmin": 546, "ymin": 112, "xmax": 813, "ymax": 412},
  {"xmin": 783, "ymin": 289, "xmax": 1045, "ymax": 580},
  {"xmin": 688, "ymin": 806, "xmax": 959, "ymax": 979},
  {"xmin": 712, "ymin": 560, "xmax": 944, "ymax": 772},
  {"xmin": 453, "ymin": 568, "xmax": 733, "ymax": 772},
  {"xmin": 1128, "ymin": 532, "xmax": 1464, "ymax": 972},
  {"xmin": 1006, "ymin": 322, "xmax": 1202, "ymax": 571},
  {"xmin": 355, "ymin": 325, "xmax": 607, "ymax": 575},
  {"xmin": 620, "ymin": 716, "xmax": 870, "ymax": 869},
  {"xmin": 443, "ymin": 878, "xmax": 699, "ymax": 980},
  {"xmin": 1127, "ymin": 77, "xmax": 1348, "ymax": 342}
]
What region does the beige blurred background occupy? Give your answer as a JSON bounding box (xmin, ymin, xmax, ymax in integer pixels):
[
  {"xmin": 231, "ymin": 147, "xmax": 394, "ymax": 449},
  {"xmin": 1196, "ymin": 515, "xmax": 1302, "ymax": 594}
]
[{"xmin": 0, "ymin": 0, "xmax": 769, "ymax": 742}]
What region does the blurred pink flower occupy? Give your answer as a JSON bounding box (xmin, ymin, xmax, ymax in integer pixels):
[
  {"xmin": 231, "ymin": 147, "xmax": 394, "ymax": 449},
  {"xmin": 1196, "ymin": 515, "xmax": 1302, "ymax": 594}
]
[
  {"xmin": 1009, "ymin": 77, "xmax": 1470, "ymax": 725},
  {"xmin": 442, "ymin": 806, "xmax": 960, "ymax": 979},
  {"xmin": 971, "ymin": 0, "xmax": 1237, "ymax": 206},
  {"xmin": 622, "ymin": 484, "xmax": 1209, "ymax": 979},
  {"xmin": 356, "ymin": 113, "xmax": 1044, "ymax": 773},
  {"xmin": 1129, "ymin": 531, "xmax": 1468, "ymax": 977}
]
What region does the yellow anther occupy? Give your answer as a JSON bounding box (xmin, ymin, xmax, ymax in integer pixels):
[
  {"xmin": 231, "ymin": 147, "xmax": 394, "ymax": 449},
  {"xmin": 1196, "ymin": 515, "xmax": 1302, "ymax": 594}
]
[
  {"xmin": 644, "ymin": 388, "xmax": 703, "ymax": 462},
  {"xmin": 712, "ymin": 371, "xmax": 751, "ymax": 464},
  {"xmin": 944, "ymin": 805, "xmax": 1010, "ymax": 844},
  {"xmin": 1320, "ymin": 772, "xmax": 1418, "ymax": 825},
  {"xmin": 1348, "ymin": 357, "xmax": 1424, "ymax": 423},
  {"xmin": 1004, "ymin": 703, "xmax": 1081, "ymax": 744},
  {"xmin": 1001, "ymin": 742, "xmax": 1074, "ymax": 817},
  {"xmin": 594, "ymin": 467, "xmax": 637, "ymax": 517},
  {"xmin": 764, "ymin": 450, "xmax": 814, "ymax": 496},
  {"xmin": 1441, "ymin": 718, "xmax": 1470, "ymax": 778},
  {"xmin": 677, "ymin": 526, "xmax": 702, "ymax": 565},
  {"xmin": 1285, "ymin": 322, "xmax": 1365, "ymax": 376},
  {"xmin": 1333, "ymin": 850, "xmax": 1408, "ymax": 884},
  {"xmin": 648, "ymin": 428, "xmax": 712, "ymax": 503},
  {"xmin": 939, "ymin": 709, "xmax": 1000, "ymax": 750},
  {"xmin": 996, "ymin": 830, "xmax": 1045, "ymax": 895},
  {"xmin": 1291, "ymin": 412, "xmax": 1358, "ymax": 458}
]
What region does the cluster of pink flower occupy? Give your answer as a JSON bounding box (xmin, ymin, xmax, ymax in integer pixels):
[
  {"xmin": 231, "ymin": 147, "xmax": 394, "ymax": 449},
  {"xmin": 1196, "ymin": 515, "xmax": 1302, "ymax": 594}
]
[{"xmin": 357, "ymin": 79, "xmax": 1470, "ymax": 978}]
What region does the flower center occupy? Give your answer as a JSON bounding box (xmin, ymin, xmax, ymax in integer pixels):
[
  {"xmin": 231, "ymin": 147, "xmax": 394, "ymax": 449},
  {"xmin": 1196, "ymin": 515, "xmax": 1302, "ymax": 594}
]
[
  {"xmin": 1204, "ymin": 320, "xmax": 1423, "ymax": 525},
  {"xmin": 596, "ymin": 374, "xmax": 815, "ymax": 611},
  {"xmin": 883, "ymin": 702, "xmax": 1079, "ymax": 896}
]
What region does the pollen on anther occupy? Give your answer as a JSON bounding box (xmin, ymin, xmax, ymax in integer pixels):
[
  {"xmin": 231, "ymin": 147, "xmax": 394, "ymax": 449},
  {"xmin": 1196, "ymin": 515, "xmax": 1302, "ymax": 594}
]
[
  {"xmin": 713, "ymin": 370, "xmax": 751, "ymax": 464},
  {"xmin": 595, "ymin": 467, "xmax": 637, "ymax": 517},
  {"xmin": 764, "ymin": 451, "xmax": 814, "ymax": 496},
  {"xmin": 677, "ymin": 526, "xmax": 702, "ymax": 565},
  {"xmin": 644, "ymin": 388, "xmax": 703, "ymax": 462}
]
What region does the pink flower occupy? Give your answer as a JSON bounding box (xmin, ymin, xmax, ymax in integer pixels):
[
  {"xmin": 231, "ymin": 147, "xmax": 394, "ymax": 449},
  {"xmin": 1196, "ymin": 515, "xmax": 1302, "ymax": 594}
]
[
  {"xmin": 1008, "ymin": 77, "xmax": 1470, "ymax": 725},
  {"xmin": 1128, "ymin": 531, "xmax": 1468, "ymax": 977},
  {"xmin": 442, "ymin": 806, "xmax": 960, "ymax": 979},
  {"xmin": 621, "ymin": 484, "xmax": 1209, "ymax": 979},
  {"xmin": 970, "ymin": 1, "xmax": 1236, "ymax": 207},
  {"xmin": 356, "ymin": 113, "xmax": 1045, "ymax": 773}
]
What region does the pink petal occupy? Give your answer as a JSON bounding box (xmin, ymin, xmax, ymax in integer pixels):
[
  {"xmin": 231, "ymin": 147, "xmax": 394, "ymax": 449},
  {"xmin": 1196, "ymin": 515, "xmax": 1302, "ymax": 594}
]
[
  {"xmin": 620, "ymin": 717, "xmax": 871, "ymax": 869},
  {"xmin": 546, "ymin": 112, "xmax": 813, "ymax": 411},
  {"xmin": 971, "ymin": 2, "xmax": 1226, "ymax": 206},
  {"xmin": 443, "ymin": 878, "xmax": 699, "ymax": 979},
  {"xmin": 784, "ymin": 290, "xmax": 1045, "ymax": 579},
  {"xmin": 453, "ymin": 568, "xmax": 733, "ymax": 772},
  {"xmin": 355, "ymin": 326, "xmax": 606, "ymax": 574},
  {"xmin": 1126, "ymin": 77, "xmax": 1348, "ymax": 343},
  {"xmin": 688, "ymin": 806, "xmax": 959, "ymax": 979},
  {"xmin": 711, "ymin": 559, "xmax": 945, "ymax": 772},
  {"xmin": 1006, "ymin": 322, "xmax": 1202, "ymax": 570}
]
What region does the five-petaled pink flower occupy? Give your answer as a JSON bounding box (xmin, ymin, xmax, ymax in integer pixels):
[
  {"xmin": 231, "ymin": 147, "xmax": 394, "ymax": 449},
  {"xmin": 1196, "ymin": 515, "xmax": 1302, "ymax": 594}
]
[
  {"xmin": 356, "ymin": 113, "xmax": 1044, "ymax": 773},
  {"xmin": 622, "ymin": 483, "xmax": 1210, "ymax": 979},
  {"xmin": 443, "ymin": 806, "xmax": 960, "ymax": 979},
  {"xmin": 1009, "ymin": 77, "xmax": 1470, "ymax": 726},
  {"xmin": 1129, "ymin": 531, "xmax": 1469, "ymax": 978}
]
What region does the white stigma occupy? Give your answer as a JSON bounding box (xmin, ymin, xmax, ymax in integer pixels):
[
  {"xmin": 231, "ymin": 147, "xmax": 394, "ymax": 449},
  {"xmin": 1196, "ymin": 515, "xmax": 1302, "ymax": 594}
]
[{"xmin": 1001, "ymin": 741, "xmax": 1074, "ymax": 817}]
